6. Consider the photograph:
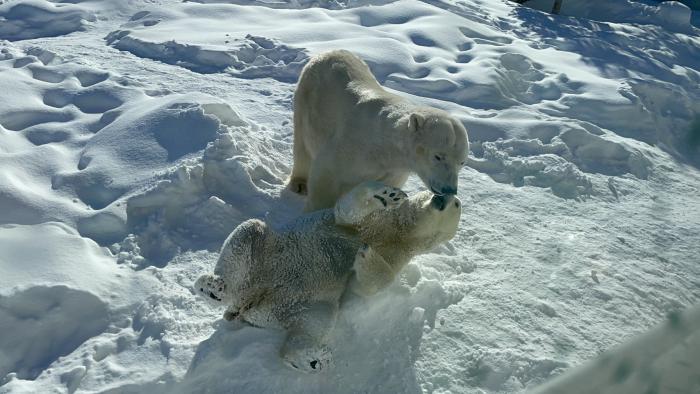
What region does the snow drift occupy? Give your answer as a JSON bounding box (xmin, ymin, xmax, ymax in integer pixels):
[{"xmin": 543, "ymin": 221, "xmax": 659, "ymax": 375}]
[{"xmin": 0, "ymin": 0, "xmax": 95, "ymax": 41}]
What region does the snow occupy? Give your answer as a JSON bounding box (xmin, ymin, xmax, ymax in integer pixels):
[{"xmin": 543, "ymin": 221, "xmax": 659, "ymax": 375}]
[
  {"xmin": 0, "ymin": 0, "xmax": 95, "ymax": 41},
  {"xmin": 0, "ymin": 0, "xmax": 699, "ymax": 393}
]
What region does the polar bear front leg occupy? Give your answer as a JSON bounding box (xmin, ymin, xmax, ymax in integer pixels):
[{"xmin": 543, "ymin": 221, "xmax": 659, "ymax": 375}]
[
  {"xmin": 280, "ymin": 302, "xmax": 337, "ymax": 373},
  {"xmin": 349, "ymin": 244, "xmax": 395, "ymax": 297},
  {"xmin": 334, "ymin": 181, "xmax": 408, "ymax": 226}
]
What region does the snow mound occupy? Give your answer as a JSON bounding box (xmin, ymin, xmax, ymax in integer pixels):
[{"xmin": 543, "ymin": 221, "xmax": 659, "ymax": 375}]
[
  {"xmin": 470, "ymin": 144, "xmax": 593, "ymax": 200},
  {"xmin": 55, "ymin": 95, "xmax": 224, "ymax": 209},
  {"xmin": 0, "ymin": 286, "xmax": 109, "ymax": 380},
  {"xmin": 0, "ymin": 221, "xmax": 159, "ymax": 385},
  {"xmin": 120, "ymin": 108, "xmax": 292, "ymax": 265},
  {"xmin": 103, "ymin": 1, "xmax": 513, "ymax": 87},
  {"xmin": 509, "ymin": 2, "xmax": 700, "ymax": 160},
  {"xmin": 0, "ymin": 45, "xmax": 142, "ymax": 235},
  {"xmin": 0, "ymin": 0, "xmax": 96, "ymax": 41},
  {"xmin": 106, "ymin": 12, "xmax": 309, "ymax": 81},
  {"xmin": 186, "ymin": 0, "xmax": 394, "ymax": 10},
  {"xmin": 0, "ymin": 222, "xmax": 122, "ymax": 297},
  {"xmin": 466, "ymin": 125, "xmax": 652, "ymax": 199},
  {"xmin": 0, "ymin": 44, "xmax": 246, "ymax": 246}
]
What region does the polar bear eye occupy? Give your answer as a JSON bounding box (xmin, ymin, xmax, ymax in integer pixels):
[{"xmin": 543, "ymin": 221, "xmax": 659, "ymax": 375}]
[{"xmin": 434, "ymin": 155, "xmax": 442, "ymax": 161}]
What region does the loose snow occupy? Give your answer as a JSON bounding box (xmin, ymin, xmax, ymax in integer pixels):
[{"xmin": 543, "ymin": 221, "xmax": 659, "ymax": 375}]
[{"xmin": 1, "ymin": 0, "xmax": 699, "ymax": 393}]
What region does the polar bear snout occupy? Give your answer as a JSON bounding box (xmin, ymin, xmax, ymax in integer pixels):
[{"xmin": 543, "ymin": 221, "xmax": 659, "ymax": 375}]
[
  {"xmin": 425, "ymin": 168, "xmax": 459, "ymax": 197},
  {"xmin": 430, "ymin": 184, "xmax": 457, "ymax": 196},
  {"xmin": 430, "ymin": 194, "xmax": 459, "ymax": 211}
]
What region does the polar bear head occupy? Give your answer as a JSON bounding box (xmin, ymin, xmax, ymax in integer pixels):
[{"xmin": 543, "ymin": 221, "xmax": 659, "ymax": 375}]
[
  {"xmin": 408, "ymin": 109, "xmax": 469, "ymax": 196},
  {"xmin": 359, "ymin": 190, "xmax": 461, "ymax": 254}
]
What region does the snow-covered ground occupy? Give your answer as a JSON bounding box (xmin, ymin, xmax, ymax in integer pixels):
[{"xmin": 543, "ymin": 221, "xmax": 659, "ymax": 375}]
[{"xmin": 0, "ymin": 0, "xmax": 699, "ymax": 392}]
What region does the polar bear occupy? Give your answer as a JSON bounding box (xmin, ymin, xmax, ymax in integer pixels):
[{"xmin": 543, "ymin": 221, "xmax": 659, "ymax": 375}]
[
  {"xmin": 194, "ymin": 181, "xmax": 461, "ymax": 373},
  {"xmin": 288, "ymin": 49, "xmax": 470, "ymax": 212}
]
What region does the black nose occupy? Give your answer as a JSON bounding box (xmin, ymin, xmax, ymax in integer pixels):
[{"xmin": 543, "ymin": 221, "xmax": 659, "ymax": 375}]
[
  {"xmin": 441, "ymin": 186, "xmax": 457, "ymax": 195},
  {"xmin": 431, "ymin": 194, "xmax": 454, "ymax": 211}
]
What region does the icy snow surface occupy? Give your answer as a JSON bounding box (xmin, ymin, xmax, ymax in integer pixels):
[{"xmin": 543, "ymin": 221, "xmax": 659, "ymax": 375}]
[{"xmin": 1, "ymin": 0, "xmax": 699, "ymax": 393}]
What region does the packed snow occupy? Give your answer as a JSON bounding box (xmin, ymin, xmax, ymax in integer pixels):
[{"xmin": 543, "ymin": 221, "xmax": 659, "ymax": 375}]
[{"xmin": 0, "ymin": 0, "xmax": 699, "ymax": 393}]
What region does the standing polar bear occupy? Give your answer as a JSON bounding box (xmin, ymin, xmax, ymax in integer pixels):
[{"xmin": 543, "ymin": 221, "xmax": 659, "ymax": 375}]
[
  {"xmin": 195, "ymin": 182, "xmax": 461, "ymax": 373},
  {"xmin": 289, "ymin": 50, "xmax": 470, "ymax": 212}
]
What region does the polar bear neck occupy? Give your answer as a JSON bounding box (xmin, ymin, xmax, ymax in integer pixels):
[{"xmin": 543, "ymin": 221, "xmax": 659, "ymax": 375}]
[
  {"xmin": 377, "ymin": 101, "xmax": 424, "ymax": 167},
  {"xmin": 355, "ymin": 201, "xmax": 454, "ymax": 273},
  {"xmin": 356, "ymin": 209, "xmax": 422, "ymax": 270}
]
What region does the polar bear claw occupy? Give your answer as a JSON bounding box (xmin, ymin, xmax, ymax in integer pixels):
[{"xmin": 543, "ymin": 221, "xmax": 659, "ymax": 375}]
[
  {"xmin": 194, "ymin": 275, "xmax": 227, "ymax": 305},
  {"xmin": 373, "ymin": 185, "xmax": 407, "ymax": 209},
  {"xmin": 335, "ymin": 181, "xmax": 407, "ymax": 227},
  {"xmin": 283, "ymin": 344, "xmax": 332, "ymax": 373}
]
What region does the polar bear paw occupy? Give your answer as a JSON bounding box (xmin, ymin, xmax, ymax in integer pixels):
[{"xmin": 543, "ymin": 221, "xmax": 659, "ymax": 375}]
[
  {"xmin": 283, "ymin": 344, "xmax": 333, "ymax": 373},
  {"xmin": 335, "ymin": 182, "xmax": 408, "ymax": 226},
  {"xmin": 194, "ymin": 274, "xmax": 227, "ymax": 305},
  {"xmin": 372, "ymin": 185, "xmax": 407, "ymax": 210}
]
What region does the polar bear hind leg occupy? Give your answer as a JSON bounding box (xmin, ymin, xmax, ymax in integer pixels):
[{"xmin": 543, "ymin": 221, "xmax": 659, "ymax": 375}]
[
  {"xmin": 280, "ymin": 302, "xmax": 337, "ymax": 373},
  {"xmin": 334, "ymin": 181, "xmax": 408, "ymax": 226},
  {"xmin": 303, "ymin": 149, "xmax": 345, "ymax": 211},
  {"xmin": 289, "ymin": 88, "xmax": 313, "ymax": 195},
  {"xmin": 288, "ymin": 129, "xmax": 311, "ymax": 195}
]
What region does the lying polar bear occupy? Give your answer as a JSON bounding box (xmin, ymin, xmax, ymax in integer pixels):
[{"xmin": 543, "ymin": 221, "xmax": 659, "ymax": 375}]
[
  {"xmin": 195, "ymin": 182, "xmax": 461, "ymax": 373},
  {"xmin": 289, "ymin": 49, "xmax": 470, "ymax": 212}
]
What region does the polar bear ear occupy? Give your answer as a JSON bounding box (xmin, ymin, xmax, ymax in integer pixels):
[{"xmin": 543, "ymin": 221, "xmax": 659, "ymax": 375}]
[{"xmin": 408, "ymin": 113, "xmax": 426, "ymax": 133}]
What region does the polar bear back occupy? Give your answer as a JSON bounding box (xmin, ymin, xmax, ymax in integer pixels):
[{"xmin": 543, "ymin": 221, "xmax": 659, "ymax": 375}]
[
  {"xmin": 266, "ymin": 212, "xmax": 361, "ymax": 294},
  {"xmin": 215, "ymin": 212, "xmax": 361, "ymax": 314},
  {"xmin": 294, "ymin": 50, "xmax": 408, "ymax": 157}
]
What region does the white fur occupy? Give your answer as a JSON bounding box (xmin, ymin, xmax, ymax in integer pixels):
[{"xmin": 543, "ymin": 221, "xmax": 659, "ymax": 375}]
[
  {"xmin": 289, "ymin": 50, "xmax": 470, "ymax": 211},
  {"xmin": 195, "ymin": 181, "xmax": 460, "ymax": 373}
]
